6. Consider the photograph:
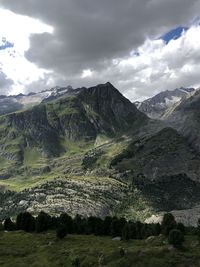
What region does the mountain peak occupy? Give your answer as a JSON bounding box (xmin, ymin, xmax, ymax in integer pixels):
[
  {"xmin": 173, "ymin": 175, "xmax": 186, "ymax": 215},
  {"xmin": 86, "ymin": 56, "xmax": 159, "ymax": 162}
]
[{"xmin": 135, "ymin": 87, "xmax": 195, "ymax": 119}]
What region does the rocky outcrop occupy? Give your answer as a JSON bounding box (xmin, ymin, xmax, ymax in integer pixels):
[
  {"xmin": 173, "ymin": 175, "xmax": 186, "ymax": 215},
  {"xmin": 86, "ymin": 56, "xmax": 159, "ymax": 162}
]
[
  {"xmin": 0, "ymin": 177, "xmax": 128, "ymax": 219},
  {"xmin": 145, "ymin": 205, "xmax": 200, "ymax": 226}
]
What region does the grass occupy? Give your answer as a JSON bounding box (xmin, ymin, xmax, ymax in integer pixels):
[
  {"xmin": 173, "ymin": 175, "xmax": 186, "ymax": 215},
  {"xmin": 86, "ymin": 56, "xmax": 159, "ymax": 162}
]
[
  {"xmin": 61, "ymin": 139, "xmax": 94, "ymax": 155},
  {"xmin": 113, "ymin": 188, "xmax": 154, "ymax": 221},
  {"xmin": 0, "ymin": 173, "xmax": 58, "ymax": 191},
  {"xmin": 23, "ymin": 148, "xmax": 43, "ymax": 166},
  {"xmin": 0, "ymin": 232, "xmax": 200, "ymax": 267}
]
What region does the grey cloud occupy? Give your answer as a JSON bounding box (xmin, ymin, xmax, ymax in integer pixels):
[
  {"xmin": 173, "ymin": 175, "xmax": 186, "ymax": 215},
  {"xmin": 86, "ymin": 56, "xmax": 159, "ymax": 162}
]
[
  {"xmin": 1, "ymin": 0, "xmax": 200, "ymax": 99},
  {"xmin": 1, "ymin": 0, "xmax": 200, "ymax": 74},
  {"xmin": 0, "ymin": 71, "xmax": 13, "ymax": 94}
]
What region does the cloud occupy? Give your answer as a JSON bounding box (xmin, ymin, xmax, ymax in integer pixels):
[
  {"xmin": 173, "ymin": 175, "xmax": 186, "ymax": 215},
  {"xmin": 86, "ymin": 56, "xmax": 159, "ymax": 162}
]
[
  {"xmin": 1, "ymin": 0, "xmax": 200, "ymax": 99},
  {"xmin": 0, "ymin": 70, "xmax": 13, "ymax": 93}
]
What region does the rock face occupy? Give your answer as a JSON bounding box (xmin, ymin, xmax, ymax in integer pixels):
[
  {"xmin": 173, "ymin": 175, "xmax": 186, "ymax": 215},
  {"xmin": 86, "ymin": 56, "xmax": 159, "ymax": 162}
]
[
  {"xmin": 135, "ymin": 87, "xmax": 195, "ymax": 119},
  {"xmin": 78, "ymin": 82, "xmax": 147, "ymax": 135}
]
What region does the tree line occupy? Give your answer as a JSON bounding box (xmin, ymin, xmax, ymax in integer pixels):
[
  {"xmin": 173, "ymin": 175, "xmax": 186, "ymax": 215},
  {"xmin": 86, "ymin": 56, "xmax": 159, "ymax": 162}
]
[{"xmin": 2, "ymin": 212, "xmax": 197, "ymax": 247}]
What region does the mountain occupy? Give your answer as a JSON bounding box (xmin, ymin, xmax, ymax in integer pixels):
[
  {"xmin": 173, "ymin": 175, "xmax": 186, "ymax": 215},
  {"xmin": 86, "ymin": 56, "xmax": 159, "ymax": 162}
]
[
  {"xmin": 166, "ymin": 88, "xmax": 200, "ymax": 152},
  {"xmin": 1, "ymin": 82, "xmax": 200, "ymax": 225},
  {"xmin": 0, "ymin": 82, "xmax": 147, "ymax": 176},
  {"xmin": 135, "ymin": 87, "xmax": 195, "ymax": 119},
  {"xmin": 0, "ymin": 86, "xmax": 75, "ymax": 116}
]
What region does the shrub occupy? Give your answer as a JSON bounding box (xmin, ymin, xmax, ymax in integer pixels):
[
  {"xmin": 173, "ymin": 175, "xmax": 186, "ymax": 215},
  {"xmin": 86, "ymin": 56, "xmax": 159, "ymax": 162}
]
[
  {"xmin": 16, "ymin": 212, "xmax": 35, "ymax": 232},
  {"xmin": 197, "ymin": 219, "xmax": 200, "ymax": 242},
  {"xmin": 56, "ymin": 224, "xmax": 67, "ymax": 239},
  {"xmin": 71, "ymin": 257, "xmax": 80, "ymax": 267},
  {"xmin": 0, "ymin": 222, "xmax": 4, "ymax": 231},
  {"xmin": 168, "ymin": 229, "xmax": 184, "ymax": 248},
  {"xmin": 4, "ymin": 218, "xmax": 15, "ymax": 231},
  {"xmin": 176, "ymin": 222, "xmax": 185, "ymax": 235},
  {"xmin": 161, "ymin": 213, "xmax": 176, "ymax": 236},
  {"xmin": 119, "ymin": 247, "xmax": 125, "ymax": 257}
]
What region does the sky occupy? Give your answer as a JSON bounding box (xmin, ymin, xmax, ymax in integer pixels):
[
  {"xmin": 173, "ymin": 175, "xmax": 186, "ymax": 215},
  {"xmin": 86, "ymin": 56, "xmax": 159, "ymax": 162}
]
[{"xmin": 0, "ymin": 0, "xmax": 200, "ymax": 101}]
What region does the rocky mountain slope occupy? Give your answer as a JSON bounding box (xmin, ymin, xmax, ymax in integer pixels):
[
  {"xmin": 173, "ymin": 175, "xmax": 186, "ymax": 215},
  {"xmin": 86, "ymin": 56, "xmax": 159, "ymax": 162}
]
[
  {"xmin": 110, "ymin": 127, "xmax": 200, "ymax": 182},
  {"xmin": 0, "ymin": 82, "xmax": 200, "ymax": 225},
  {"xmin": 166, "ymin": 88, "xmax": 200, "ymax": 152},
  {"xmin": 135, "ymin": 87, "xmax": 195, "ymax": 119},
  {"xmin": 0, "ymin": 82, "xmax": 147, "ymax": 166}
]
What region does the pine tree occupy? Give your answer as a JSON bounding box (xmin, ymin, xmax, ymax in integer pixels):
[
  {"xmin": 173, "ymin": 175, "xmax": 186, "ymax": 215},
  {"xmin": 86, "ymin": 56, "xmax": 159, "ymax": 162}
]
[
  {"xmin": 59, "ymin": 213, "xmax": 73, "ymax": 233},
  {"xmin": 35, "ymin": 211, "xmax": 51, "ymax": 233},
  {"xmin": 16, "ymin": 212, "xmax": 35, "ymax": 232},
  {"xmin": 56, "ymin": 224, "xmax": 67, "ymax": 239},
  {"xmin": 122, "ymin": 223, "xmax": 131, "ymax": 241},
  {"xmin": 103, "ymin": 216, "xmax": 112, "ymax": 235},
  {"xmin": 161, "ymin": 213, "xmax": 176, "ymax": 236}
]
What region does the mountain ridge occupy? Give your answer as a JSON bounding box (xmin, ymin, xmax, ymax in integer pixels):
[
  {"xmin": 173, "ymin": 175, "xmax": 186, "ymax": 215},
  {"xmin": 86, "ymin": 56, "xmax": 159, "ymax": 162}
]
[
  {"xmin": 0, "ymin": 82, "xmax": 200, "ymax": 226},
  {"xmin": 135, "ymin": 87, "xmax": 195, "ymax": 119}
]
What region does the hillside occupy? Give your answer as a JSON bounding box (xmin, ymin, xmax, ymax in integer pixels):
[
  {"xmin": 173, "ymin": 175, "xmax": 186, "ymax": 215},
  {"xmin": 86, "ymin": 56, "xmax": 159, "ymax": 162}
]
[
  {"xmin": 0, "ymin": 83, "xmax": 200, "ymax": 224},
  {"xmin": 0, "ymin": 82, "xmax": 147, "ymax": 178}
]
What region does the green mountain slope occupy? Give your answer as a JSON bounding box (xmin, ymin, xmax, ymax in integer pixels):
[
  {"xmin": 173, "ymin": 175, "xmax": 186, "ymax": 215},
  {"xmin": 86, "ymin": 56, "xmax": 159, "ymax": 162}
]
[
  {"xmin": 0, "ymin": 83, "xmax": 200, "ymax": 223},
  {"xmin": 0, "ymin": 83, "xmax": 147, "ymax": 181}
]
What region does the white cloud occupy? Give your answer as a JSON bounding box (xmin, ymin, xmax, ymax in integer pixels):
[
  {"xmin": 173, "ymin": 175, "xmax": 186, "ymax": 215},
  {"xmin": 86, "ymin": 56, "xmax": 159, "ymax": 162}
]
[
  {"xmin": 81, "ymin": 69, "xmax": 93, "ymax": 78},
  {"xmin": 95, "ymin": 24, "xmax": 200, "ymax": 101},
  {"xmin": 0, "ymin": 8, "xmax": 53, "ymax": 51},
  {"xmin": 0, "ymin": 4, "xmax": 200, "ymax": 101},
  {"xmin": 0, "ymin": 8, "xmax": 53, "ymax": 94}
]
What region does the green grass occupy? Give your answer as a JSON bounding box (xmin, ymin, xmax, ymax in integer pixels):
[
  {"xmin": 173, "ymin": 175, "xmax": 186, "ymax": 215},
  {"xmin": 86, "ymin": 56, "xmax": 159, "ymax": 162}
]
[
  {"xmin": 0, "ymin": 173, "xmax": 57, "ymax": 191},
  {"xmin": 0, "ymin": 136, "xmax": 127, "ymax": 192},
  {"xmin": 113, "ymin": 188, "xmax": 154, "ymax": 221},
  {"xmin": 61, "ymin": 139, "xmax": 94, "ymax": 155},
  {"xmin": 23, "ymin": 148, "xmax": 44, "ymax": 166},
  {"xmin": 0, "ymin": 232, "xmax": 200, "ymax": 267}
]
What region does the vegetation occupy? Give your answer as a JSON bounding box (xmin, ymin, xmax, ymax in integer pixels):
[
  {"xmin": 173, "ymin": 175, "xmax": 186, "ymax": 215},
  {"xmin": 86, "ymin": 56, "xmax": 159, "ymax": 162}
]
[
  {"xmin": 1, "ymin": 211, "xmax": 190, "ymax": 245},
  {"xmin": 161, "ymin": 213, "xmax": 177, "ymax": 236},
  {"xmin": 0, "ymin": 223, "xmax": 200, "ymax": 266},
  {"xmin": 168, "ymin": 229, "xmax": 185, "ymax": 248}
]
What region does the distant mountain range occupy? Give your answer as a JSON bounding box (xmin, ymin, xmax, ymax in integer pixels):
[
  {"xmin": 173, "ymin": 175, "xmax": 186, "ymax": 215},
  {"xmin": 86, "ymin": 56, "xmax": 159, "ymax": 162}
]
[
  {"xmin": 135, "ymin": 87, "xmax": 195, "ymax": 119},
  {"xmin": 0, "ymin": 86, "xmax": 76, "ymax": 115}
]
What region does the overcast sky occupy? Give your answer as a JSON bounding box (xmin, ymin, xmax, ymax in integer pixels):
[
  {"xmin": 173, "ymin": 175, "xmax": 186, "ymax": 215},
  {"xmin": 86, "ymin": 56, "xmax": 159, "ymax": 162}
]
[{"xmin": 0, "ymin": 0, "xmax": 200, "ymax": 100}]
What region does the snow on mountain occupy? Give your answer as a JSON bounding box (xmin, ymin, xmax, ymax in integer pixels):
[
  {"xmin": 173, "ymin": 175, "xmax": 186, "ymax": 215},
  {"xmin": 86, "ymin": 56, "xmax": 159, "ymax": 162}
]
[
  {"xmin": 0, "ymin": 86, "xmax": 74, "ymax": 115},
  {"xmin": 135, "ymin": 87, "xmax": 195, "ymax": 119}
]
